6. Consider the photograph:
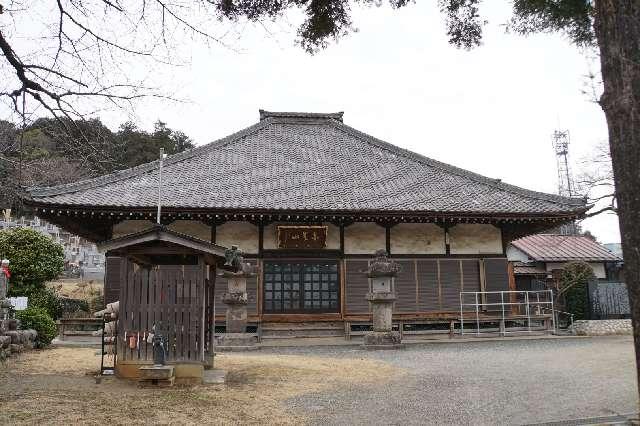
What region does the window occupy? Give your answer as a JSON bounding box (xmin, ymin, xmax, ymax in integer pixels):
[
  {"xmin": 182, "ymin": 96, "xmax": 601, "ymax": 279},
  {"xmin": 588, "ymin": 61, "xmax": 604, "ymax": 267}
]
[{"xmin": 263, "ymin": 261, "xmax": 340, "ymax": 313}]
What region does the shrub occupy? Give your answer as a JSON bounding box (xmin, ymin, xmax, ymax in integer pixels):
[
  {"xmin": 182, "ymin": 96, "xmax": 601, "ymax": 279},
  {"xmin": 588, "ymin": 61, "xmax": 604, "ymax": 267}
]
[
  {"xmin": 59, "ymin": 297, "xmax": 90, "ymax": 318},
  {"xmin": 0, "ymin": 228, "xmax": 64, "ymax": 296},
  {"xmin": 559, "ymin": 261, "xmax": 596, "ymax": 320},
  {"xmin": 29, "ymin": 287, "xmax": 63, "ymax": 320},
  {"xmin": 88, "ymin": 293, "xmax": 104, "ymax": 315},
  {"xmin": 16, "ymin": 307, "xmax": 57, "ymax": 347}
]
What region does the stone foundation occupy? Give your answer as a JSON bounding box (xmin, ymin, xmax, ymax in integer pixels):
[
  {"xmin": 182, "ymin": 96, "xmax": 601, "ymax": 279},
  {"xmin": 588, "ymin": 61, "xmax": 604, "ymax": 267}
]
[
  {"xmin": 0, "ymin": 319, "xmax": 37, "ymax": 359},
  {"xmin": 363, "ymin": 331, "xmax": 403, "ymax": 350},
  {"xmin": 216, "ymin": 333, "xmax": 260, "ymax": 351},
  {"xmin": 570, "ymin": 319, "xmax": 632, "ymax": 336}
]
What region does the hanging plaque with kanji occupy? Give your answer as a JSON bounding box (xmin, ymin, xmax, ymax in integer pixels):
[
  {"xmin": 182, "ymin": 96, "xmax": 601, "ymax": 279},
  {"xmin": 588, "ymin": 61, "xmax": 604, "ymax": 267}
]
[{"xmin": 277, "ymin": 225, "xmax": 328, "ymax": 249}]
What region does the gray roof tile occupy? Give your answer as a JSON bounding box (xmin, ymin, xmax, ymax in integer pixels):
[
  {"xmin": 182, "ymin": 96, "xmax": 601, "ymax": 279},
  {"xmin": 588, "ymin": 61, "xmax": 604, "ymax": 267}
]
[{"xmin": 28, "ymin": 111, "xmax": 587, "ymax": 215}]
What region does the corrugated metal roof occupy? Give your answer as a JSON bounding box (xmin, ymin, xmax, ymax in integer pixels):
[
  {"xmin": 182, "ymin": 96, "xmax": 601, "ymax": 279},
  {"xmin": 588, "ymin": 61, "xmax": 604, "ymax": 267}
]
[{"xmin": 511, "ymin": 234, "xmax": 622, "ymax": 262}]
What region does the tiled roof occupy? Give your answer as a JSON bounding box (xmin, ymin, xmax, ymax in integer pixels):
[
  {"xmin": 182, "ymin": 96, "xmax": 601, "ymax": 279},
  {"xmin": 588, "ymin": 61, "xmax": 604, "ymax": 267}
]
[
  {"xmin": 28, "ymin": 110, "xmax": 587, "ymax": 215},
  {"xmin": 511, "ymin": 234, "xmax": 622, "ymax": 262}
]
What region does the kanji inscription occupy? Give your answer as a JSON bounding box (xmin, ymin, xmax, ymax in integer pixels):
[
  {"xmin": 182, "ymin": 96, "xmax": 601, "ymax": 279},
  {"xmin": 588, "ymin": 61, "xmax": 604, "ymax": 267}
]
[{"xmin": 277, "ymin": 226, "xmax": 328, "ymax": 249}]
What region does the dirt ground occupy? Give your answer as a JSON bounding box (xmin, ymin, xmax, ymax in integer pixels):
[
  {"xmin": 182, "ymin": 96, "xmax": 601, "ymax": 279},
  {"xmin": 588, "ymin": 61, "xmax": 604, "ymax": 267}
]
[{"xmin": 0, "ymin": 347, "xmax": 399, "ymax": 425}]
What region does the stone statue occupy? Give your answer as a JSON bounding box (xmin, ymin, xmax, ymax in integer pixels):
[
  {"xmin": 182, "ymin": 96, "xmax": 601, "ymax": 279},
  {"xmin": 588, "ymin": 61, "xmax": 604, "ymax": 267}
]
[
  {"xmin": 222, "ymin": 245, "xmax": 254, "ymax": 276},
  {"xmin": 366, "ymin": 249, "xmax": 401, "ymax": 277},
  {"xmin": 223, "ymin": 245, "xmax": 244, "ymax": 273},
  {"xmin": 152, "ymin": 333, "xmax": 166, "ymax": 366},
  {"xmin": 0, "ymin": 259, "xmax": 10, "ymax": 320},
  {"xmin": 0, "ymin": 259, "xmax": 9, "ymax": 301}
]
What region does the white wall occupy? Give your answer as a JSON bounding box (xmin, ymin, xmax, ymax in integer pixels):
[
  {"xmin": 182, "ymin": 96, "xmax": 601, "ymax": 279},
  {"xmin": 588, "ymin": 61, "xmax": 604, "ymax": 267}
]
[
  {"xmin": 215, "ymin": 221, "xmax": 259, "ymax": 254},
  {"xmin": 112, "ymin": 220, "xmax": 155, "ymax": 238},
  {"xmin": 344, "ymin": 222, "xmax": 386, "ymax": 254},
  {"xmin": 506, "ymin": 245, "xmax": 530, "ymax": 262},
  {"xmin": 167, "ymin": 220, "xmax": 211, "ymax": 241},
  {"xmin": 390, "ymin": 223, "xmax": 445, "ymax": 254},
  {"xmin": 449, "ymin": 224, "xmax": 503, "ymax": 254},
  {"xmin": 546, "ymin": 262, "xmax": 607, "ymax": 279}
]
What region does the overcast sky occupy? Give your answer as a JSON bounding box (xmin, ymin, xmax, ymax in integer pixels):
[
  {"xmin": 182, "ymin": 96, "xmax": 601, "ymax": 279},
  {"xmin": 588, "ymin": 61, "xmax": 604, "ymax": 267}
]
[{"xmin": 15, "ymin": 1, "xmax": 621, "ymax": 243}]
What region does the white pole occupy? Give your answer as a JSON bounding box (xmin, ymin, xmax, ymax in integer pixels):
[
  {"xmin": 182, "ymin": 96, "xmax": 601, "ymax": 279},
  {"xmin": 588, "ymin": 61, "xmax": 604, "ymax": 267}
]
[{"xmin": 156, "ymin": 148, "xmax": 166, "ymax": 225}]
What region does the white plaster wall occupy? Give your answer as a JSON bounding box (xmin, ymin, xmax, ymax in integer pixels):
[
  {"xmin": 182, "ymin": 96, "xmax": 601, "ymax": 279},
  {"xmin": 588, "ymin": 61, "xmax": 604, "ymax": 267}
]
[
  {"xmin": 215, "ymin": 221, "xmax": 259, "ymax": 254},
  {"xmin": 449, "ymin": 224, "xmax": 503, "ymax": 254},
  {"xmin": 112, "ymin": 220, "xmax": 155, "ymax": 238},
  {"xmin": 344, "ymin": 222, "xmax": 386, "ymax": 254},
  {"xmin": 167, "ymin": 220, "xmax": 211, "ymax": 241},
  {"xmin": 390, "ymin": 223, "xmax": 445, "ymax": 254},
  {"xmin": 506, "ymin": 245, "xmax": 531, "ymax": 262},
  {"xmin": 546, "ymin": 262, "xmax": 606, "ymax": 279},
  {"xmin": 263, "ymin": 222, "xmax": 340, "ymax": 250}
]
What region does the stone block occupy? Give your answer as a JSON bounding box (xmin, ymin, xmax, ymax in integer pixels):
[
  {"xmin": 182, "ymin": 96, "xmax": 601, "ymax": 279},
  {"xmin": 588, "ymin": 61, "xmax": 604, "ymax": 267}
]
[
  {"xmin": 5, "ymin": 330, "xmax": 20, "ymax": 344},
  {"xmin": 570, "ymin": 319, "xmax": 632, "ymax": 336},
  {"xmin": 6, "ymin": 319, "xmax": 19, "ymax": 331},
  {"xmin": 202, "ymin": 369, "xmax": 226, "ymax": 384},
  {"xmin": 363, "ymin": 331, "xmax": 403, "ymax": 350},
  {"xmin": 138, "ymin": 376, "xmax": 175, "ymax": 388},
  {"xmin": 139, "ymin": 365, "xmax": 175, "ymax": 381},
  {"xmin": 216, "ymin": 333, "xmax": 259, "ymax": 351},
  {"xmin": 0, "ymin": 335, "xmax": 10, "ymax": 349},
  {"xmin": 23, "ymin": 329, "xmax": 37, "ymax": 342},
  {"xmin": 9, "ymin": 343, "xmax": 23, "ymax": 353}
]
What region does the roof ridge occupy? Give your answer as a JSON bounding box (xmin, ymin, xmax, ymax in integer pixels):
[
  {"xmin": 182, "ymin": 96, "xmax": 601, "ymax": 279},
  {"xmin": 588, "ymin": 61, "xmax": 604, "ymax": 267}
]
[
  {"xmin": 259, "ymin": 110, "xmax": 344, "ymax": 122},
  {"xmin": 28, "ymin": 119, "xmax": 272, "ymax": 198},
  {"xmin": 331, "ymin": 121, "xmax": 586, "ymax": 211}
]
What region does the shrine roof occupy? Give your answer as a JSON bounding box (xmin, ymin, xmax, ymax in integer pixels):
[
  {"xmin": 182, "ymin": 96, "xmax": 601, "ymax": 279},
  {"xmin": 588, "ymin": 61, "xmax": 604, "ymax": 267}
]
[{"xmin": 27, "ymin": 110, "xmax": 587, "ymax": 217}]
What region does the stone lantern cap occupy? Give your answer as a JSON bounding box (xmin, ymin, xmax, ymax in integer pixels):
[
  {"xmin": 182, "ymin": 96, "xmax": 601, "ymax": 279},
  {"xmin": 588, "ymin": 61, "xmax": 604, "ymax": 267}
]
[{"xmin": 365, "ymin": 249, "xmax": 401, "ymax": 278}]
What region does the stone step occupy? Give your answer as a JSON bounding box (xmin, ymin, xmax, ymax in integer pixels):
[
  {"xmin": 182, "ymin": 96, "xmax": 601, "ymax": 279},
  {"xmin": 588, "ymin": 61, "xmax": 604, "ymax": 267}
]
[{"xmin": 260, "ymin": 322, "xmax": 344, "ymax": 338}]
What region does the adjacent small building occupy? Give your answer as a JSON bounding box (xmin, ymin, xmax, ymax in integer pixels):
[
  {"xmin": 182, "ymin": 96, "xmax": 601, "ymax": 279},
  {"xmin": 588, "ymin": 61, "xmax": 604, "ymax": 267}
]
[
  {"xmin": 507, "ymin": 234, "xmax": 623, "ymax": 292},
  {"xmin": 26, "ymin": 111, "xmax": 588, "ymax": 330}
]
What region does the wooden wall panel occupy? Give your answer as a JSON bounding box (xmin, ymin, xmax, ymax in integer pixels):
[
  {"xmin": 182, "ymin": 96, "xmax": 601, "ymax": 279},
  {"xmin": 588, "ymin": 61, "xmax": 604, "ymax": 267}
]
[
  {"xmin": 440, "ymin": 259, "xmax": 462, "ymax": 311},
  {"xmin": 417, "ymin": 260, "xmax": 439, "ymax": 312},
  {"xmin": 345, "ymin": 260, "xmax": 370, "ymax": 314},
  {"xmin": 460, "ymin": 259, "xmax": 481, "ymax": 311},
  {"xmin": 483, "ymin": 258, "xmax": 510, "ymax": 310},
  {"xmin": 393, "ymin": 260, "xmax": 418, "ymax": 313},
  {"xmin": 104, "ymin": 256, "xmax": 122, "ymax": 305}
]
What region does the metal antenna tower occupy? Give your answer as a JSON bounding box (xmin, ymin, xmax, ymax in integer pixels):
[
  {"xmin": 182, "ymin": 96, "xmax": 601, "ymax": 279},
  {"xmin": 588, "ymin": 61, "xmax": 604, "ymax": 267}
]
[
  {"xmin": 552, "ymin": 129, "xmax": 578, "ymax": 235},
  {"xmin": 552, "ymin": 130, "xmax": 574, "ymax": 197}
]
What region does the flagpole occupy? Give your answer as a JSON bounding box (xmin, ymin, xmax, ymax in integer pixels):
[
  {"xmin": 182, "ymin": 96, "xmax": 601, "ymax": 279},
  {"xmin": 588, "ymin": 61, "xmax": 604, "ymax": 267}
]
[{"xmin": 156, "ymin": 148, "xmax": 166, "ymax": 225}]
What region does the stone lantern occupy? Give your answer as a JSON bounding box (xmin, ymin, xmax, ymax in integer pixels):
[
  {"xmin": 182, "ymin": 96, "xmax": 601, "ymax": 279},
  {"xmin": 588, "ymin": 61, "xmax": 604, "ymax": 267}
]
[
  {"xmin": 363, "ymin": 250, "xmax": 402, "ymax": 349},
  {"xmin": 217, "ymin": 246, "xmax": 259, "ymax": 350}
]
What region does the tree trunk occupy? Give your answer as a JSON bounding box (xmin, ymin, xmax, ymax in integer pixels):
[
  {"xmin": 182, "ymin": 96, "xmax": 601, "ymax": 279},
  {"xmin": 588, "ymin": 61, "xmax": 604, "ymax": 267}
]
[{"xmin": 594, "ymin": 0, "xmax": 640, "ymax": 397}]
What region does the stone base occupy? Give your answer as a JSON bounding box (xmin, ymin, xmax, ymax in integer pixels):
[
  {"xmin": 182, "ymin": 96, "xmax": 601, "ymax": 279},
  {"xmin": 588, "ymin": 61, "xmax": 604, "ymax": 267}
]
[
  {"xmin": 138, "ymin": 365, "xmax": 176, "ymax": 387},
  {"xmin": 570, "ymin": 319, "xmax": 633, "ymax": 336},
  {"xmin": 216, "ymin": 333, "xmax": 259, "ymax": 351},
  {"xmin": 363, "ymin": 331, "xmax": 402, "ymax": 350},
  {"xmin": 9, "ymin": 343, "xmax": 23, "ymax": 353},
  {"xmin": 202, "ymin": 368, "xmax": 226, "ymax": 384}
]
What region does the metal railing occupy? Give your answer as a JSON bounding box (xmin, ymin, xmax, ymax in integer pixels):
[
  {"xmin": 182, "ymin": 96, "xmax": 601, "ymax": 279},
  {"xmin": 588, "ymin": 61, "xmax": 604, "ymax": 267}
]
[{"xmin": 459, "ymin": 290, "xmax": 555, "ymax": 336}]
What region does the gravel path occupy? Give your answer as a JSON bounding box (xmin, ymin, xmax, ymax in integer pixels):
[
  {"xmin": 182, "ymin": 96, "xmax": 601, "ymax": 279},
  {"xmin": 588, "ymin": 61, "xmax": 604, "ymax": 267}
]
[{"xmin": 256, "ymin": 336, "xmax": 638, "ymax": 425}]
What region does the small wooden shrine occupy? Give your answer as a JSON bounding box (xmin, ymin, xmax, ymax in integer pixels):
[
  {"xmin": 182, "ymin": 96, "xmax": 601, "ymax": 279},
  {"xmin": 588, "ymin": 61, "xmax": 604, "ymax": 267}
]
[{"xmin": 98, "ymin": 225, "xmax": 227, "ymax": 383}]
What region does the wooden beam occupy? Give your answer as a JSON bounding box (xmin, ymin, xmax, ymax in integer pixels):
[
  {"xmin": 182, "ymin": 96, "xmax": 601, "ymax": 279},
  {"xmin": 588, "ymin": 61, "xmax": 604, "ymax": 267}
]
[{"xmin": 385, "ymin": 225, "xmax": 391, "ymax": 255}]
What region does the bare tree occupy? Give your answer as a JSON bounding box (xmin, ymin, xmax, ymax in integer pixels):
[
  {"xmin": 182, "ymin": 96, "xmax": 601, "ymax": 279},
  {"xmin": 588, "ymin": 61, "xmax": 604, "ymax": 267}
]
[{"xmin": 576, "ymin": 140, "xmax": 617, "ymax": 218}]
